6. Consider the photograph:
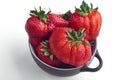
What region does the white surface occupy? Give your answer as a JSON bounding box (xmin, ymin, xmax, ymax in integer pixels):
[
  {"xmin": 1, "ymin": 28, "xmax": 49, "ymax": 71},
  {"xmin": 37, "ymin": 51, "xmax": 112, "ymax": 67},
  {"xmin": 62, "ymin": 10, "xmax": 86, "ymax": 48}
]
[{"xmin": 0, "ymin": 0, "xmax": 120, "ymax": 80}]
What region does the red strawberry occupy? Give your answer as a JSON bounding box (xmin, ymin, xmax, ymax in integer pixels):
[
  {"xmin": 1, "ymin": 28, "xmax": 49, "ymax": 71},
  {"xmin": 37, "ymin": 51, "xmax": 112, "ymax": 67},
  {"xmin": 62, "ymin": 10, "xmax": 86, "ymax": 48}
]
[
  {"xmin": 36, "ymin": 40, "xmax": 62, "ymax": 67},
  {"xmin": 48, "ymin": 13, "xmax": 69, "ymax": 27},
  {"xmin": 25, "ymin": 7, "xmax": 69, "ymax": 47},
  {"xmin": 49, "ymin": 27, "xmax": 92, "ymax": 67},
  {"xmin": 29, "ymin": 37, "xmax": 41, "ymax": 47},
  {"xmin": 70, "ymin": 1, "xmax": 102, "ymax": 40},
  {"xmin": 25, "ymin": 15, "xmax": 48, "ymax": 47}
]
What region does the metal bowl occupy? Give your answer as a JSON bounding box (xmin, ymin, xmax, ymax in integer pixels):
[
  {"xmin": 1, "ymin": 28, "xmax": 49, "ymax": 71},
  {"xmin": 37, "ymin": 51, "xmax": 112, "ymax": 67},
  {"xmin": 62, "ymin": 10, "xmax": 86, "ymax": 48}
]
[{"xmin": 29, "ymin": 40, "xmax": 103, "ymax": 76}]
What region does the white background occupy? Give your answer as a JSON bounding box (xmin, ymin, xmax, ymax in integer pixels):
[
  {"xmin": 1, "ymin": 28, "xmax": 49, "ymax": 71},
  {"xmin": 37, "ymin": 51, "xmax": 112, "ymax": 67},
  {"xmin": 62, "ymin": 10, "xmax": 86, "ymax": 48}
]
[{"xmin": 0, "ymin": 0, "xmax": 120, "ymax": 80}]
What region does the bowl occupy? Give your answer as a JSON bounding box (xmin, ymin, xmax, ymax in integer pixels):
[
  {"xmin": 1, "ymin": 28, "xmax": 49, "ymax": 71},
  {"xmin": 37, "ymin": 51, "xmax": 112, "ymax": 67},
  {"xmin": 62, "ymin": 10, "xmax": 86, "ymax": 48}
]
[{"xmin": 29, "ymin": 40, "xmax": 103, "ymax": 76}]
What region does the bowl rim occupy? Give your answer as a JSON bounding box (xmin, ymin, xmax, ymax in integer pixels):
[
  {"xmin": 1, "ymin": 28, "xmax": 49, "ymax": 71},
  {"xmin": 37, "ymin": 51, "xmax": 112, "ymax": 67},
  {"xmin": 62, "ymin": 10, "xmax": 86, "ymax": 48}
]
[{"xmin": 29, "ymin": 40, "xmax": 97, "ymax": 71}]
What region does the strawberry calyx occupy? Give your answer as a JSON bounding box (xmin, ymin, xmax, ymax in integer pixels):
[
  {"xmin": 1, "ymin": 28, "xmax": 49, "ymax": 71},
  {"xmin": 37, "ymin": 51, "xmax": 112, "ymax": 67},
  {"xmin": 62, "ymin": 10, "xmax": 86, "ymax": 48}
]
[
  {"xmin": 75, "ymin": 0, "xmax": 98, "ymax": 16},
  {"xmin": 40, "ymin": 40, "xmax": 54, "ymax": 60},
  {"xmin": 30, "ymin": 7, "xmax": 51, "ymax": 23},
  {"xmin": 60, "ymin": 10, "xmax": 72, "ymax": 21},
  {"xmin": 66, "ymin": 28, "xmax": 88, "ymax": 46}
]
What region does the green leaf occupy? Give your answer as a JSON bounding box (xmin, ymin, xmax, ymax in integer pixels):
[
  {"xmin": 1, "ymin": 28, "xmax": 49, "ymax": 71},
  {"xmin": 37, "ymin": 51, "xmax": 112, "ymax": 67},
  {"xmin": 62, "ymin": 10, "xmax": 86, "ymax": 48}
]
[
  {"xmin": 47, "ymin": 10, "xmax": 51, "ymax": 15},
  {"xmin": 71, "ymin": 30, "xmax": 75, "ymax": 35},
  {"xmin": 81, "ymin": 4, "xmax": 86, "ymax": 12},
  {"xmin": 82, "ymin": 1, "xmax": 88, "ymax": 12},
  {"xmin": 75, "ymin": 31, "xmax": 79, "ymax": 39},
  {"xmin": 44, "ymin": 51, "xmax": 49, "ymax": 56},
  {"xmin": 82, "ymin": 41, "xmax": 88, "ymax": 46},
  {"xmin": 40, "ymin": 48, "xmax": 50, "ymax": 56},
  {"xmin": 40, "ymin": 10, "xmax": 45, "ymax": 15},
  {"xmin": 77, "ymin": 29, "xmax": 81, "ymax": 36},
  {"xmin": 66, "ymin": 30, "xmax": 75, "ymax": 40},
  {"xmin": 29, "ymin": 7, "xmax": 51, "ymax": 23},
  {"xmin": 34, "ymin": 8, "xmax": 37, "ymax": 12},
  {"xmin": 50, "ymin": 54, "xmax": 54, "ymax": 60},
  {"xmin": 94, "ymin": 7, "xmax": 98, "ymax": 11},
  {"xmin": 76, "ymin": 0, "xmax": 98, "ymax": 16},
  {"xmin": 40, "ymin": 48, "xmax": 46, "ymax": 52},
  {"xmin": 90, "ymin": 3, "xmax": 93, "ymax": 10},
  {"xmin": 79, "ymin": 12, "xmax": 88, "ymax": 16},
  {"xmin": 41, "ymin": 40, "xmax": 49, "ymax": 48},
  {"xmin": 75, "ymin": 7, "xmax": 81, "ymax": 12},
  {"xmin": 66, "ymin": 28, "xmax": 88, "ymax": 47},
  {"xmin": 76, "ymin": 41, "xmax": 81, "ymax": 46},
  {"xmin": 78, "ymin": 31, "xmax": 86, "ymax": 40}
]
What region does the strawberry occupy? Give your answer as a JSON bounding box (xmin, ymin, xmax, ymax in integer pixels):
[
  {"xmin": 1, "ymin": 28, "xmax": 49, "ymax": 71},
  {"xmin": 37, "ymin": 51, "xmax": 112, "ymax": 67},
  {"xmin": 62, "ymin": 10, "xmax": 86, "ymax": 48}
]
[
  {"xmin": 36, "ymin": 40, "xmax": 62, "ymax": 67},
  {"xmin": 48, "ymin": 13, "xmax": 69, "ymax": 27},
  {"xmin": 49, "ymin": 27, "xmax": 92, "ymax": 67},
  {"xmin": 70, "ymin": 1, "xmax": 102, "ymax": 40},
  {"xmin": 29, "ymin": 37, "xmax": 41, "ymax": 47},
  {"xmin": 25, "ymin": 7, "xmax": 69, "ymax": 47}
]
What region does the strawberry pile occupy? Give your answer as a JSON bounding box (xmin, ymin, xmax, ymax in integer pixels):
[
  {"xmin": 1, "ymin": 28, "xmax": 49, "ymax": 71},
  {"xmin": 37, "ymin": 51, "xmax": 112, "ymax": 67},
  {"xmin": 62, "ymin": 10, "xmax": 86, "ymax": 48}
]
[{"xmin": 25, "ymin": 1, "xmax": 102, "ymax": 67}]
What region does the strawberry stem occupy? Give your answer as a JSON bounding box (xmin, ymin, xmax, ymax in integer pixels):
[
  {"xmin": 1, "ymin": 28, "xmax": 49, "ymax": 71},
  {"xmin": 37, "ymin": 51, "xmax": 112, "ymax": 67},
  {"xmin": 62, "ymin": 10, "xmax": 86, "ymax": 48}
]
[
  {"xmin": 30, "ymin": 7, "xmax": 51, "ymax": 23},
  {"xmin": 66, "ymin": 28, "xmax": 88, "ymax": 46},
  {"xmin": 75, "ymin": 0, "xmax": 98, "ymax": 16}
]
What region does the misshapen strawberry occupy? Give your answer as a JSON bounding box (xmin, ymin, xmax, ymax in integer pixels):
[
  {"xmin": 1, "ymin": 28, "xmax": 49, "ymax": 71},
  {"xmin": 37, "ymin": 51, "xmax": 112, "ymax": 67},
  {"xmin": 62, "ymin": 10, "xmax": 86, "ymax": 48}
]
[
  {"xmin": 70, "ymin": 1, "xmax": 102, "ymax": 40},
  {"xmin": 25, "ymin": 7, "xmax": 69, "ymax": 47},
  {"xmin": 49, "ymin": 27, "xmax": 92, "ymax": 67},
  {"xmin": 36, "ymin": 40, "xmax": 62, "ymax": 67}
]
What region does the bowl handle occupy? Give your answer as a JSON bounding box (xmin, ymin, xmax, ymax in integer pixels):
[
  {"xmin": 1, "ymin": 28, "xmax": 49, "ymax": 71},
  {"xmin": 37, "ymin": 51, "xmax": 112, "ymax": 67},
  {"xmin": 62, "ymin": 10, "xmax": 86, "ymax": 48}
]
[{"xmin": 81, "ymin": 50, "xmax": 103, "ymax": 72}]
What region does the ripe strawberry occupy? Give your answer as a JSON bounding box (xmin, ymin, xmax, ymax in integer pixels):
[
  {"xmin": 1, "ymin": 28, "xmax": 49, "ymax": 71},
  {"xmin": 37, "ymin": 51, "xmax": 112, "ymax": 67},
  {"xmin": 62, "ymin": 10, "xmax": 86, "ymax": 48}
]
[
  {"xmin": 49, "ymin": 27, "xmax": 92, "ymax": 67},
  {"xmin": 25, "ymin": 7, "xmax": 69, "ymax": 47},
  {"xmin": 48, "ymin": 13, "xmax": 69, "ymax": 27},
  {"xmin": 70, "ymin": 1, "xmax": 102, "ymax": 40},
  {"xmin": 36, "ymin": 40, "xmax": 62, "ymax": 67},
  {"xmin": 29, "ymin": 37, "xmax": 41, "ymax": 47}
]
